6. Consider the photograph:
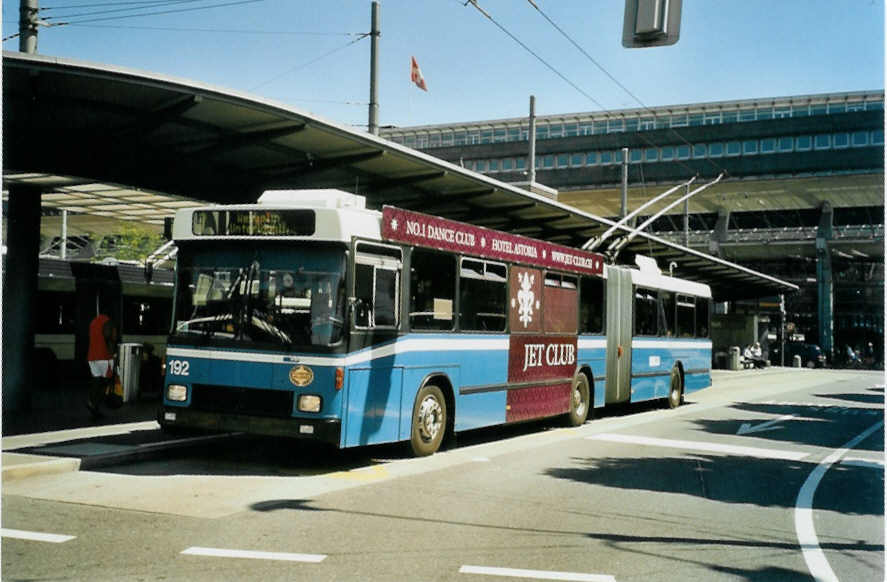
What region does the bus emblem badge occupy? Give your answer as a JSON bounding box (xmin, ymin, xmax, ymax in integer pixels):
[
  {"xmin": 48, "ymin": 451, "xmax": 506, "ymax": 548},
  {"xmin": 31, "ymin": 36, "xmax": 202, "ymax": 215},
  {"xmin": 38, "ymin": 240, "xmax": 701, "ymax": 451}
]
[{"xmin": 289, "ymin": 365, "xmax": 314, "ymax": 387}]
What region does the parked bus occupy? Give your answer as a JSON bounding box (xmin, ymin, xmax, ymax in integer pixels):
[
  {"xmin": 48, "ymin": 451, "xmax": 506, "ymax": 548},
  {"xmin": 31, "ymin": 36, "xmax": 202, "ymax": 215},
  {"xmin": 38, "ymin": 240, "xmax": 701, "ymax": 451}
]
[
  {"xmin": 160, "ymin": 190, "xmax": 711, "ymax": 455},
  {"xmin": 35, "ymin": 256, "xmax": 173, "ymax": 386}
]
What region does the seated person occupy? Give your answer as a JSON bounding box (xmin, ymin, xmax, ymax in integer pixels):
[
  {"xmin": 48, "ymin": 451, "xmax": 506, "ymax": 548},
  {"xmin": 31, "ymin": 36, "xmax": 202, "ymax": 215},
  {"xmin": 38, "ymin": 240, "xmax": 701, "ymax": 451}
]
[{"xmin": 749, "ymin": 342, "xmax": 766, "ymax": 369}]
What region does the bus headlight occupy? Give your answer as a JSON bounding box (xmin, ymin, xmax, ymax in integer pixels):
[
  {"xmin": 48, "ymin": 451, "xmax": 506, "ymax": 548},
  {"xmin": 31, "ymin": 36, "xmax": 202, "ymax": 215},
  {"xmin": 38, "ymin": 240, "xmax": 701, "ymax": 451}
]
[
  {"xmin": 167, "ymin": 384, "xmax": 188, "ymax": 402},
  {"xmin": 298, "ymin": 394, "xmax": 322, "ymax": 413}
]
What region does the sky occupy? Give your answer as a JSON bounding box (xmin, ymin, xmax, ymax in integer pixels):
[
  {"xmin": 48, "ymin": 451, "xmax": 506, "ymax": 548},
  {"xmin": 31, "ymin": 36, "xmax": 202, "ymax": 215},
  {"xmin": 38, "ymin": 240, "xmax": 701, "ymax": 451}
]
[{"xmin": 2, "ymin": 0, "xmax": 884, "ymax": 131}]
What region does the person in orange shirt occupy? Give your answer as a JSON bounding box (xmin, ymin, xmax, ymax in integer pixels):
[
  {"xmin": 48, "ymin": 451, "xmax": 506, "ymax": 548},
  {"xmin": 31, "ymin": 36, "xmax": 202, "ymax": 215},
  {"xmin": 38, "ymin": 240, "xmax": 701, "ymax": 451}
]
[{"xmin": 86, "ymin": 309, "xmax": 118, "ymax": 418}]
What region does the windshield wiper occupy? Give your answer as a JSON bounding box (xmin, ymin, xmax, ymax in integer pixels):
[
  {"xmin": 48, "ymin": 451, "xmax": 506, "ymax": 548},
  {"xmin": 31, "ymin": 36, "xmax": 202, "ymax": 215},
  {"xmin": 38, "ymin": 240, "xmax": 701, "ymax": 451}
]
[{"xmin": 175, "ymin": 313, "xmax": 291, "ymax": 344}]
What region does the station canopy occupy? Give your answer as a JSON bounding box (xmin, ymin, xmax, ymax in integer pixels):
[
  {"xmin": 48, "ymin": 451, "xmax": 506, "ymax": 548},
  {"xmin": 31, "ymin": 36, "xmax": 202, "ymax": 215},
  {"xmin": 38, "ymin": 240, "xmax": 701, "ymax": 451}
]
[{"xmin": 3, "ymin": 51, "xmax": 797, "ymax": 300}]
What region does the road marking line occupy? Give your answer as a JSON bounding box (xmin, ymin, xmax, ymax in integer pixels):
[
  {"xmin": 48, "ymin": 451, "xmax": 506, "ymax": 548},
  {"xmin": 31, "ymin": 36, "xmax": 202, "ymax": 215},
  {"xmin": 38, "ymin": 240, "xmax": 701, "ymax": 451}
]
[
  {"xmin": 1, "ymin": 528, "xmax": 76, "ymax": 543},
  {"xmin": 328, "ymin": 464, "xmax": 389, "ymax": 482},
  {"xmin": 459, "ymin": 565, "xmax": 615, "ymax": 581},
  {"xmin": 841, "ymin": 458, "xmax": 884, "ymax": 470},
  {"xmin": 795, "ymin": 421, "xmax": 884, "ymax": 582},
  {"xmin": 586, "ymin": 433, "xmax": 808, "ymax": 461},
  {"xmin": 181, "ymin": 546, "xmax": 326, "ymax": 563}
]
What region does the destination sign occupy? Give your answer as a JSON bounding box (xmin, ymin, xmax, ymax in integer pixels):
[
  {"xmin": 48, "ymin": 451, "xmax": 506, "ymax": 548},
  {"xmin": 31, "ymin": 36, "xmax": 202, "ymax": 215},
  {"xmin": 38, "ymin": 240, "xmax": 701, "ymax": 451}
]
[{"xmin": 382, "ymin": 206, "xmax": 604, "ymax": 276}]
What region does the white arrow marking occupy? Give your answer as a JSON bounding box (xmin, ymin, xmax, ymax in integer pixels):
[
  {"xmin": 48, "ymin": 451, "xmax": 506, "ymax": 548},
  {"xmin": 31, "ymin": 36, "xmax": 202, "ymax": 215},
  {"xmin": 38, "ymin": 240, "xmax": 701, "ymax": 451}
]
[{"xmin": 737, "ymin": 413, "xmax": 797, "ymax": 435}]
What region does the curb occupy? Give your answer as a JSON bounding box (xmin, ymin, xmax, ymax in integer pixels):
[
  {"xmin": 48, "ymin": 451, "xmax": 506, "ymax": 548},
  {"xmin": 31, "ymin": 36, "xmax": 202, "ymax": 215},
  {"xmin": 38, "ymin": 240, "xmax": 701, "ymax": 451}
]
[{"xmin": 2, "ymin": 453, "xmax": 81, "ymax": 482}]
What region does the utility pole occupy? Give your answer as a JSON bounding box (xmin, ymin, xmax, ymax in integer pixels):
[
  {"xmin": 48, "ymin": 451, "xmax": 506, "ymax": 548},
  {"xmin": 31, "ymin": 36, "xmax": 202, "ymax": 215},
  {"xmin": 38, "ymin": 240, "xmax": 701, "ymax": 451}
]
[
  {"xmin": 528, "ymin": 95, "xmax": 537, "ymax": 184},
  {"xmin": 620, "ymin": 147, "xmax": 629, "ymax": 219},
  {"xmin": 367, "ymin": 1, "xmax": 380, "ymax": 135},
  {"xmin": 19, "ymin": 0, "xmax": 39, "ymax": 54}
]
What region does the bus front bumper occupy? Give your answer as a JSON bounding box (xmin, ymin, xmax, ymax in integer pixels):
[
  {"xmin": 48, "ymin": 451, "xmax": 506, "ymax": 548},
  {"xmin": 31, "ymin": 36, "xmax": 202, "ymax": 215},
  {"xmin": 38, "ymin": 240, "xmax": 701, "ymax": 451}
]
[{"xmin": 159, "ymin": 407, "xmax": 341, "ymax": 446}]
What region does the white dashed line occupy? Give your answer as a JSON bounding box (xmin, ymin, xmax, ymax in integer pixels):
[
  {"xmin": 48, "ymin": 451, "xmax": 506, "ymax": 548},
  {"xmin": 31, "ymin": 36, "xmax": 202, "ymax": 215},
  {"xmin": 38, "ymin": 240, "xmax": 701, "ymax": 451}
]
[
  {"xmin": 586, "ymin": 433, "xmax": 808, "ymax": 461},
  {"xmin": 181, "ymin": 546, "xmax": 326, "ymax": 563},
  {"xmin": 1, "ymin": 528, "xmax": 76, "ymax": 543},
  {"xmin": 459, "ymin": 565, "xmax": 616, "ymax": 581}
]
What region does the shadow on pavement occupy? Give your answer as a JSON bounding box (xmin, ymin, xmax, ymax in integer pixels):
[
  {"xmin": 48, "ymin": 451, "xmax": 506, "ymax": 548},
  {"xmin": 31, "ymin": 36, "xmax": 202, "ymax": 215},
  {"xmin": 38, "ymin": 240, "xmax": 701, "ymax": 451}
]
[
  {"xmin": 545, "ymin": 452, "xmax": 884, "ymax": 516},
  {"xmin": 689, "ymin": 402, "xmax": 884, "ymax": 452}
]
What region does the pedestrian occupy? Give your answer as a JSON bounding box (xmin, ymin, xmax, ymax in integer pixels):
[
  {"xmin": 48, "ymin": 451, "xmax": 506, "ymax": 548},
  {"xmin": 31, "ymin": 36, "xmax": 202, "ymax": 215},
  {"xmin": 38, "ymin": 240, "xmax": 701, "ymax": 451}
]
[
  {"xmin": 750, "ymin": 342, "xmax": 766, "ymax": 369},
  {"xmin": 86, "ymin": 308, "xmax": 118, "ymax": 418}
]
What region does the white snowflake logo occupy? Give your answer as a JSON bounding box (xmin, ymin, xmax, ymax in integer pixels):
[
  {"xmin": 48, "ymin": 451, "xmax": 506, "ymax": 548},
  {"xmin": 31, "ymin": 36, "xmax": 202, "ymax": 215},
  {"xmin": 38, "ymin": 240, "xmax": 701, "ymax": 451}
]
[
  {"xmin": 516, "ymin": 271, "xmax": 536, "ymax": 328},
  {"xmin": 390, "ymin": 218, "xmax": 399, "ymax": 231}
]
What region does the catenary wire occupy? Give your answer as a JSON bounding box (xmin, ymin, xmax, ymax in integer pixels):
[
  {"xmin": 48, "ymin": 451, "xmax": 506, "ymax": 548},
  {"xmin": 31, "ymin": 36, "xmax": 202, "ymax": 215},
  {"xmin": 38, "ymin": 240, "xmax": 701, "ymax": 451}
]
[
  {"xmin": 42, "ymin": 0, "xmax": 218, "ymax": 20},
  {"xmin": 40, "ymin": 0, "xmax": 203, "ymax": 8},
  {"xmin": 464, "ymin": 0, "xmax": 702, "ymax": 178},
  {"xmin": 250, "ymin": 33, "xmax": 369, "ymax": 91},
  {"xmin": 464, "ymin": 0, "xmax": 607, "ymax": 111},
  {"xmin": 42, "ymin": 0, "xmax": 264, "ymax": 25},
  {"xmin": 59, "ymin": 23, "xmax": 365, "ymax": 36},
  {"xmin": 526, "ymin": 0, "xmax": 728, "ymax": 176}
]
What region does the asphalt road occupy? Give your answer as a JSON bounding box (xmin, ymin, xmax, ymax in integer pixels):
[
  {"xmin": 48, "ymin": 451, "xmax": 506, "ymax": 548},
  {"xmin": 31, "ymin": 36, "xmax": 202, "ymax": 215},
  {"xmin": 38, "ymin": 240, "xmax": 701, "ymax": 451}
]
[{"xmin": 2, "ymin": 368, "xmax": 883, "ymax": 581}]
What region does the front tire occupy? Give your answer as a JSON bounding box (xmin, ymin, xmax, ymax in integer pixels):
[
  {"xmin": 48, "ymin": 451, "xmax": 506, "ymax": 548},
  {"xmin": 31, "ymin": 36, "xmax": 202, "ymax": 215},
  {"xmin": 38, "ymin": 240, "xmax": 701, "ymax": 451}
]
[
  {"xmin": 410, "ymin": 385, "xmax": 447, "ymax": 456},
  {"xmin": 667, "ymin": 366, "xmax": 683, "ymax": 409},
  {"xmin": 566, "ymin": 374, "xmax": 591, "ymax": 426}
]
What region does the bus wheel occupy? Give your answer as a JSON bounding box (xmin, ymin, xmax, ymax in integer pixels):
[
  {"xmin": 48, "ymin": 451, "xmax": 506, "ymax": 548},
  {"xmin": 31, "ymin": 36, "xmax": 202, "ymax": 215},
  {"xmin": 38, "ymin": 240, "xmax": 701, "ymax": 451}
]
[
  {"xmin": 566, "ymin": 374, "xmax": 590, "ymax": 426},
  {"xmin": 410, "ymin": 385, "xmax": 447, "ymax": 456},
  {"xmin": 667, "ymin": 366, "xmax": 683, "ymax": 409}
]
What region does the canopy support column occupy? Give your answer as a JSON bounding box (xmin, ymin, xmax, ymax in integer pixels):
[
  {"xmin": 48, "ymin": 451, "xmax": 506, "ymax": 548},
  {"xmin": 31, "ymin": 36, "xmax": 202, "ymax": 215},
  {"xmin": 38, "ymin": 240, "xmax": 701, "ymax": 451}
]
[{"xmin": 2, "ymin": 185, "xmax": 42, "ymax": 418}]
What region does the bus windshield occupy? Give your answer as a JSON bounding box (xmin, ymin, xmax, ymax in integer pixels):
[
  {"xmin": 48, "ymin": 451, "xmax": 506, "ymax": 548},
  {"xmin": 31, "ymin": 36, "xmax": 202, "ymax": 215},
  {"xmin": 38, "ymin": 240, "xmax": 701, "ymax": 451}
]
[{"xmin": 171, "ymin": 243, "xmax": 346, "ymax": 349}]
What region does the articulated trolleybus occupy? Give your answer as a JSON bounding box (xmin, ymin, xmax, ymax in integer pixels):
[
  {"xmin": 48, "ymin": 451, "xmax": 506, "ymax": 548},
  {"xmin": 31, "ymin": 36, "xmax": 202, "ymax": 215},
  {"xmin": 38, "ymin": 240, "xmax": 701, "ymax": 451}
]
[{"xmin": 161, "ymin": 190, "xmax": 712, "ymax": 455}]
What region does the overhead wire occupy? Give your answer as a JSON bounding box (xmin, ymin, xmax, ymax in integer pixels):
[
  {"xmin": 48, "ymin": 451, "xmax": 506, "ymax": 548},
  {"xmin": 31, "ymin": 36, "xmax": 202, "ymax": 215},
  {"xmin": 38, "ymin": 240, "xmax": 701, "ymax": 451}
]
[
  {"xmin": 39, "ymin": 0, "xmax": 203, "ymax": 8},
  {"xmin": 59, "ymin": 23, "xmax": 365, "ymax": 36},
  {"xmin": 41, "ymin": 0, "xmax": 213, "ymax": 19},
  {"xmin": 250, "ymin": 32, "xmax": 369, "ymax": 91},
  {"xmin": 525, "ymin": 0, "xmax": 728, "ymax": 177},
  {"xmin": 464, "ymin": 0, "xmax": 607, "ymax": 111},
  {"xmin": 463, "ymin": 0, "xmax": 705, "ymax": 180},
  {"xmin": 41, "ymin": 0, "xmax": 265, "ymax": 25}
]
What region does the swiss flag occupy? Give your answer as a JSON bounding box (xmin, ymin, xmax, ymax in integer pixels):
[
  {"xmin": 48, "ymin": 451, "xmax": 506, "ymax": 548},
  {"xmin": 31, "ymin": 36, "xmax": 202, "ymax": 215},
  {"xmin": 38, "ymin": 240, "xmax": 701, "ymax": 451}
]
[{"xmin": 410, "ymin": 56, "xmax": 428, "ymax": 91}]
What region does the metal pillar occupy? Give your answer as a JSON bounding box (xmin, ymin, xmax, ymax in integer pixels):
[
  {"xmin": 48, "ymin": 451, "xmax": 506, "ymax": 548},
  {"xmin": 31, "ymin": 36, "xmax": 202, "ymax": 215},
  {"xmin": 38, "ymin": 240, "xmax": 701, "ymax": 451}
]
[
  {"xmin": 2, "ymin": 185, "xmax": 42, "ymax": 418},
  {"xmin": 367, "ymin": 1, "xmax": 380, "ymax": 135},
  {"xmin": 816, "ymin": 202, "xmax": 834, "ymax": 360},
  {"xmin": 709, "ymin": 207, "xmax": 730, "ymax": 258}
]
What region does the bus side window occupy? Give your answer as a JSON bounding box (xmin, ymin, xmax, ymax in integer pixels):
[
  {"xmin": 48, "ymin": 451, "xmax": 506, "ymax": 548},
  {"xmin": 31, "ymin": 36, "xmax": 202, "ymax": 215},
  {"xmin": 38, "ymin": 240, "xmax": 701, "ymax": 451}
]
[
  {"xmin": 354, "ymin": 263, "xmax": 374, "ymax": 327},
  {"xmin": 658, "ymin": 291, "xmax": 675, "ymax": 337},
  {"xmin": 634, "ymin": 288, "xmax": 658, "ymax": 336},
  {"xmin": 373, "ymin": 269, "xmax": 397, "ymax": 326},
  {"xmin": 409, "ymin": 249, "xmax": 455, "ymax": 331},
  {"xmin": 354, "ymin": 244, "xmax": 402, "ymax": 329},
  {"xmin": 579, "ymin": 276, "xmax": 604, "ymax": 334},
  {"xmin": 676, "ymin": 295, "xmax": 696, "ymax": 338},
  {"xmin": 696, "ymin": 298, "xmax": 710, "ymax": 338},
  {"xmin": 459, "ymin": 258, "xmax": 507, "ymax": 332}
]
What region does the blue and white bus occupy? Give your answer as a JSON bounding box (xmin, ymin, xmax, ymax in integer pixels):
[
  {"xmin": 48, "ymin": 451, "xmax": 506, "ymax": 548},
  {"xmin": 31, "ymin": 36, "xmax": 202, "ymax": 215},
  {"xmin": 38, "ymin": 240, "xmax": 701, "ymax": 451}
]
[{"xmin": 161, "ymin": 190, "xmax": 711, "ymax": 455}]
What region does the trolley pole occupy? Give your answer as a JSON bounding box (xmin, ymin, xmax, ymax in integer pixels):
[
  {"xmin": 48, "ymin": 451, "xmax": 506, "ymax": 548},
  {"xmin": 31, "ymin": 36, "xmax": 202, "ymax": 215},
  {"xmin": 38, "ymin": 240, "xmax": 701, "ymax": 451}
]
[
  {"xmin": 19, "ymin": 0, "xmax": 38, "ymax": 54},
  {"xmin": 367, "ymin": 1, "xmax": 380, "ymax": 135},
  {"xmin": 683, "ymin": 183, "xmax": 690, "ymax": 246}
]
